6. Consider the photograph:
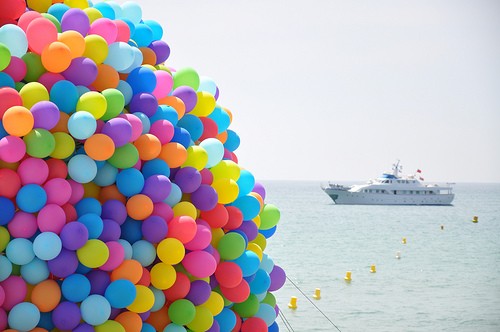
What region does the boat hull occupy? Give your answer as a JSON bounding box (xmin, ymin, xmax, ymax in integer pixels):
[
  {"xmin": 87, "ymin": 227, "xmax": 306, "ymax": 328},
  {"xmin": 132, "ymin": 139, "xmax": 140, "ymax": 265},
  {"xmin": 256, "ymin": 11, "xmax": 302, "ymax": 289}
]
[{"xmin": 323, "ymin": 188, "xmax": 454, "ymax": 205}]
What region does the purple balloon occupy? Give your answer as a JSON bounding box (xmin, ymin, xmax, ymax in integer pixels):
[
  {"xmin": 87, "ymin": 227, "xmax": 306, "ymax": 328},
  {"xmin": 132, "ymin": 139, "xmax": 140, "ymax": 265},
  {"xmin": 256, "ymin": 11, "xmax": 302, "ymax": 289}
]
[
  {"xmin": 30, "ymin": 101, "xmax": 60, "ymax": 130},
  {"xmin": 61, "ymin": 8, "xmax": 90, "ymax": 35},
  {"xmin": 141, "ymin": 215, "xmax": 168, "ymax": 244},
  {"xmin": 101, "ymin": 200, "xmax": 127, "ymax": 225},
  {"xmin": 252, "ymin": 182, "xmax": 266, "ymax": 200},
  {"xmin": 171, "ymin": 86, "xmax": 197, "ymax": 112},
  {"xmin": 52, "ymin": 301, "xmax": 81, "ymax": 330},
  {"xmin": 101, "ymin": 117, "xmax": 133, "ymax": 147},
  {"xmin": 74, "ymin": 323, "xmax": 95, "ymax": 332},
  {"xmin": 141, "ymin": 174, "xmax": 171, "ymax": 203},
  {"xmin": 268, "ymin": 265, "xmax": 286, "ymax": 292},
  {"xmin": 63, "ymin": 57, "xmax": 98, "ymax": 86},
  {"xmin": 47, "ymin": 249, "xmax": 79, "ymax": 278},
  {"xmin": 186, "ymin": 280, "xmax": 211, "ymax": 305},
  {"xmin": 237, "ymin": 220, "xmax": 258, "ymax": 242},
  {"xmin": 87, "ymin": 270, "xmax": 111, "ymax": 295},
  {"xmin": 191, "ymin": 184, "xmax": 218, "ymax": 211},
  {"xmin": 149, "ymin": 40, "xmax": 170, "ymax": 64},
  {"xmin": 60, "ymin": 222, "xmax": 89, "ymax": 250},
  {"xmin": 98, "ymin": 219, "xmax": 121, "ymax": 242},
  {"xmin": 206, "ymin": 319, "xmax": 221, "ymax": 332},
  {"xmin": 128, "ymin": 92, "xmax": 158, "ymax": 117},
  {"xmin": 174, "ymin": 167, "xmax": 201, "ymax": 194}
]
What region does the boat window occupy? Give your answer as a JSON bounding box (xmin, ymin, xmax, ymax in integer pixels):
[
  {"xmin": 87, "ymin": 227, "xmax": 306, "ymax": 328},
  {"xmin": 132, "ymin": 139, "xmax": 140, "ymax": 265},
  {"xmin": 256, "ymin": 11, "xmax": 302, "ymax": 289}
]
[{"xmin": 409, "ymin": 191, "xmax": 413, "ymax": 194}]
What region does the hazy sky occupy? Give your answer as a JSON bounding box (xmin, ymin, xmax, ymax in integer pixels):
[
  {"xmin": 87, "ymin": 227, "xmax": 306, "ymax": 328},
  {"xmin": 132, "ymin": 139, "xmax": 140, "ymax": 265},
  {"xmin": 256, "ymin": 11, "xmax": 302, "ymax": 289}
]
[{"xmin": 130, "ymin": 0, "xmax": 500, "ymax": 183}]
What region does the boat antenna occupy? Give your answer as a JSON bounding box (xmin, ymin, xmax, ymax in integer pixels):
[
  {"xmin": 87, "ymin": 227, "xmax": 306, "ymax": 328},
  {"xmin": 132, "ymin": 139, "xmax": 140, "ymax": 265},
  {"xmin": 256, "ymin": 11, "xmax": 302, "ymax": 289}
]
[{"xmin": 392, "ymin": 159, "xmax": 402, "ymax": 177}]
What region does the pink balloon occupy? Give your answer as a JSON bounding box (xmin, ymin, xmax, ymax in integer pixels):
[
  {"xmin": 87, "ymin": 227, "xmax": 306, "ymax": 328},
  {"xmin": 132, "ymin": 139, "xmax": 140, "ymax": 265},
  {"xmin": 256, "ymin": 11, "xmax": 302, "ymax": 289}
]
[
  {"xmin": 182, "ymin": 250, "xmax": 217, "ymax": 278},
  {"xmin": 149, "ymin": 119, "xmax": 174, "ymax": 144},
  {"xmin": 99, "ymin": 241, "xmax": 125, "ymax": 271},
  {"xmin": 44, "ymin": 178, "xmax": 72, "ymax": 206},
  {"xmin": 151, "ymin": 70, "xmax": 173, "ymax": 99},
  {"xmin": 0, "ymin": 136, "xmax": 26, "ymax": 163},
  {"xmin": 7, "ymin": 211, "xmax": 38, "ymax": 239},
  {"xmin": 114, "ymin": 20, "xmax": 131, "ymax": 43},
  {"xmin": 37, "ymin": 204, "xmax": 66, "ymax": 234},
  {"xmin": 118, "ymin": 113, "xmax": 143, "ymax": 141},
  {"xmin": 26, "ymin": 17, "xmax": 58, "ymax": 54},
  {"xmin": 68, "ymin": 179, "xmax": 84, "ymax": 205},
  {"xmin": 184, "ymin": 223, "xmax": 212, "ymax": 251},
  {"xmin": 2, "ymin": 56, "xmax": 27, "ymax": 82},
  {"xmin": 17, "ymin": 11, "xmax": 42, "ymax": 32},
  {"xmin": 38, "ymin": 72, "xmax": 65, "ymax": 91},
  {"xmin": 89, "ymin": 18, "xmax": 118, "ymax": 44},
  {"xmin": 17, "ymin": 157, "xmax": 49, "ymax": 185},
  {"xmin": 0, "ymin": 276, "xmax": 27, "ymax": 310}
]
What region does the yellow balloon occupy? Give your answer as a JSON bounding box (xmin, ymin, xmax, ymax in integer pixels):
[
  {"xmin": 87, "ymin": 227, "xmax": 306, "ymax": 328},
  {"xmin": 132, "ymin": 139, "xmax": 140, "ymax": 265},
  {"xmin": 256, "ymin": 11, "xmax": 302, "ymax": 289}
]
[
  {"xmin": 64, "ymin": 0, "xmax": 89, "ymax": 9},
  {"xmin": 210, "ymin": 160, "xmax": 240, "ymax": 181},
  {"xmin": 157, "ymin": 238, "xmax": 185, "ymax": 265},
  {"xmin": 190, "ymin": 92, "xmax": 216, "ymax": 117},
  {"xmin": 76, "ymin": 91, "xmax": 107, "ymax": 119},
  {"xmin": 84, "ymin": 7, "xmax": 104, "ymax": 23},
  {"xmin": 150, "ymin": 263, "xmax": 177, "ymax": 290},
  {"xmin": 182, "ymin": 145, "xmax": 208, "ymax": 170},
  {"xmin": 19, "ymin": 82, "xmax": 49, "ymax": 109},
  {"xmin": 172, "ymin": 201, "xmax": 197, "ymax": 219},
  {"xmin": 210, "ymin": 228, "xmax": 224, "ymax": 248},
  {"xmin": 95, "ymin": 320, "xmax": 125, "ymax": 332},
  {"xmin": 127, "ymin": 285, "xmax": 155, "ymax": 313},
  {"xmin": 252, "ymin": 215, "xmax": 261, "ymax": 229},
  {"xmin": 251, "ymin": 233, "xmax": 267, "ymax": 251},
  {"xmin": 211, "ymin": 178, "xmax": 239, "ymax": 204},
  {"xmin": 27, "ymin": 0, "xmax": 51, "ymax": 13},
  {"xmin": 76, "ymin": 239, "xmax": 109, "ymax": 268},
  {"xmin": 50, "ymin": 132, "xmax": 75, "ymax": 159},
  {"xmin": 186, "ymin": 306, "xmax": 214, "ymax": 332},
  {"xmin": 83, "ymin": 182, "xmax": 101, "ymax": 199},
  {"xmin": 247, "ymin": 242, "xmax": 263, "ymax": 261},
  {"xmin": 202, "ymin": 291, "xmax": 224, "ymax": 316},
  {"xmin": 83, "ymin": 35, "xmax": 109, "ymax": 64}
]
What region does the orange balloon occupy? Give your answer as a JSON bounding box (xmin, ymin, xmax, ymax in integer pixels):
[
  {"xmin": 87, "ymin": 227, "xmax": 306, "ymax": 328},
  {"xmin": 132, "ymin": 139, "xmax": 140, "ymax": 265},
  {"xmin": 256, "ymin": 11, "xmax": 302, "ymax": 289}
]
[
  {"xmin": 84, "ymin": 133, "xmax": 115, "ymax": 160},
  {"xmin": 58, "ymin": 30, "xmax": 86, "ymax": 58},
  {"xmin": 115, "ymin": 311, "xmax": 143, "ymax": 332},
  {"xmin": 216, "ymin": 131, "xmax": 228, "ymax": 144},
  {"xmin": 110, "ymin": 259, "xmax": 144, "ymax": 284},
  {"xmin": 133, "ymin": 134, "xmax": 161, "ymax": 161},
  {"xmin": 30, "ymin": 279, "xmax": 61, "ymax": 312},
  {"xmin": 99, "ymin": 184, "xmax": 126, "ymax": 204},
  {"xmin": 145, "ymin": 306, "xmax": 171, "ymax": 331},
  {"xmin": 92, "ymin": 63, "xmax": 119, "ymax": 91},
  {"xmin": 157, "ymin": 142, "xmax": 187, "ymax": 168},
  {"xmin": 157, "ymin": 96, "xmax": 185, "ymax": 120},
  {"xmin": 126, "ymin": 194, "xmax": 153, "ymax": 220},
  {"xmin": 140, "ymin": 47, "xmax": 157, "ymax": 66},
  {"xmin": 2, "ymin": 105, "xmax": 34, "ymax": 136},
  {"xmin": 41, "ymin": 41, "xmax": 72, "ymax": 73},
  {"xmin": 50, "ymin": 111, "xmax": 69, "ymax": 133}
]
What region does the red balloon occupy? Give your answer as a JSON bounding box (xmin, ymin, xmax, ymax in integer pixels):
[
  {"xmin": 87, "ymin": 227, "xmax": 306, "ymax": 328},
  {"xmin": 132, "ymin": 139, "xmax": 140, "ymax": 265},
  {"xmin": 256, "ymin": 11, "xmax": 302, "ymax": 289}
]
[
  {"xmin": 0, "ymin": 168, "xmax": 22, "ymax": 199},
  {"xmin": 224, "ymin": 206, "xmax": 243, "ymax": 230},
  {"xmin": 163, "ymin": 272, "xmax": 190, "ymax": 302},
  {"xmin": 200, "ymin": 204, "xmax": 228, "ymax": 228},
  {"xmin": 199, "ymin": 117, "xmax": 218, "ymax": 141},
  {"xmin": 215, "ymin": 262, "xmax": 243, "ymax": 288},
  {"xmin": 0, "ymin": 87, "xmax": 23, "ymax": 118},
  {"xmin": 219, "ymin": 279, "xmax": 250, "ymax": 304},
  {"xmin": 241, "ymin": 317, "xmax": 268, "ymax": 332},
  {"xmin": 0, "ymin": 0, "xmax": 26, "ymax": 20}
]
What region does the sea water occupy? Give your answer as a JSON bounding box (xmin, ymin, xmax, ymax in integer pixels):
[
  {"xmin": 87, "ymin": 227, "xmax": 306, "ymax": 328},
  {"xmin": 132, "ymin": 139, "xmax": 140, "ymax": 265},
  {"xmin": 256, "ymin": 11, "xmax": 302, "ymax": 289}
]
[{"xmin": 262, "ymin": 181, "xmax": 500, "ymax": 332}]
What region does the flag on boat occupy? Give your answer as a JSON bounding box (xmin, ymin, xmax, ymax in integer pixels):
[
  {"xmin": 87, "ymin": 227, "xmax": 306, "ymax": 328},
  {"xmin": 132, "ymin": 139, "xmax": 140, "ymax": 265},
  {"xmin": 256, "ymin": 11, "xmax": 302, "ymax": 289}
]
[{"xmin": 416, "ymin": 169, "xmax": 422, "ymax": 173}]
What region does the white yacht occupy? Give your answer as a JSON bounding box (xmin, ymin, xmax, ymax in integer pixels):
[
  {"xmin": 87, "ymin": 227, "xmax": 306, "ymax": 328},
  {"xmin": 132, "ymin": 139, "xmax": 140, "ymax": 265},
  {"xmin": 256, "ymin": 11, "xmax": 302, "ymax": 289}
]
[{"xmin": 322, "ymin": 161, "xmax": 454, "ymax": 205}]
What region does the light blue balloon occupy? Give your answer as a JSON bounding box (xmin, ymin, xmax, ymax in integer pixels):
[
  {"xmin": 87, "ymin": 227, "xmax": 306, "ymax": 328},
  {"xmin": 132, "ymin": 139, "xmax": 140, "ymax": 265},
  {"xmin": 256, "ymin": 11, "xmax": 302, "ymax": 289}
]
[
  {"xmin": 47, "ymin": 3, "xmax": 70, "ymax": 22},
  {"xmin": 231, "ymin": 195, "xmax": 261, "ymax": 220},
  {"xmin": 8, "ymin": 302, "xmax": 40, "ymax": 331},
  {"xmin": 255, "ymin": 303, "xmax": 277, "ymax": 327},
  {"xmin": 143, "ymin": 20, "xmax": 163, "ymax": 40},
  {"xmin": 78, "ymin": 213, "xmax": 104, "ymax": 239},
  {"xmin": 237, "ymin": 169, "xmax": 256, "ymax": 197},
  {"xmin": 80, "ymin": 294, "xmax": 111, "ymax": 326},
  {"xmin": 132, "ymin": 22, "xmax": 153, "ymax": 47},
  {"xmin": 62, "ymin": 273, "xmax": 91, "ymax": 302},
  {"xmin": 122, "ymin": 46, "xmax": 143, "ymax": 74},
  {"xmin": 150, "ymin": 105, "xmax": 178, "ymax": 125},
  {"xmin": 150, "ymin": 286, "xmax": 166, "ymax": 312},
  {"xmin": 68, "ymin": 154, "xmax": 97, "ymax": 183},
  {"xmin": 200, "ymin": 138, "xmax": 224, "ymax": 168},
  {"xmin": 106, "ymin": 1, "xmax": 123, "ymax": 19},
  {"xmin": 0, "ymin": 255, "xmax": 13, "ymax": 282},
  {"xmin": 104, "ymin": 279, "xmax": 136, "ymax": 308},
  {"xmin": 93, "ymin": 2, "xmax": 116, "ymax": 19},
  {"xmin": 68, "ymin": 111, "xmax": 97, "ymax": 140},
  {"xmin": 198, "ymin": 76, "xmax": 217, "ymax": 95},
  {"xmin": 164, "ymin": 183, "xmax": 182, "ymax": 207},
  {"xmin": 163, "ymin": 323, "xmax": 187, "ymax": 332},
  {"xmin": 121, "ymin": 1, "xmax": 143, "ymax": 24},
  {"xmin": 0, "ymin": 24, "xmax": 28, "ymax": 57},
  {"xmin": 6, "ymin": 238, "xmax": 35, "ymax": 266},
  {"xmin": 208, "ymin": 106, "xmax": 231, "ymax": 134},
  {"xmin": 232, "ymin": 250, "xmax": 260, "ymax": 277},
  {"xmin": 132, "ymin": 240, "xmax": 156, "ymax": 266},
  {"xmin": 94, "ymin": 162, "xmax": 118, "ymax": 187},
  {"xmin": 142, "ymin": 323, "xmax": 156, "ymax": 332},
  {"xmin": 21, "ymin": 258, "xmax": 49, "ymax": 285},
  {"xmin": 105, "ymin": 42, "xmax": 135, "ymax": 71},
  {"xmin": 118, "ymin": 239, "xmax": 133, "ymax": 259},
  {"xmin": 33, "ymin": 232, "xmax": 62, "ymax": 261},
  {"xmin": 117, "ymin": 80, "xmax": 134, "ymax": 105},
  {"xmin": 132, "ymin": 111, "xmax": 151, "ymax": 134},
  {"xmin": 249, "ymin": 269, "xmax": 271, "ymax": 294},
  {"xmin": 50, "ymin": 80, "xmax": 78, "ymax": 114},
  {"xmin": 259, "ymin": 253, "xmax": 275, "ymax": 274},
  {"xmin": 76, "ymin": 85, "xmax": 91, "ymax": 96}
]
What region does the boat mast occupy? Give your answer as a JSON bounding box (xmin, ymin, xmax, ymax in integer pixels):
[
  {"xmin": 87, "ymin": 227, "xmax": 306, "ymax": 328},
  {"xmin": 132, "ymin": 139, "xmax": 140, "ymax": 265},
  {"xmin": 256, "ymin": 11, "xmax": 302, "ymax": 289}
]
[{"xmin": 392, "ymin": 159, "xmax": 401, "ymax": 177}]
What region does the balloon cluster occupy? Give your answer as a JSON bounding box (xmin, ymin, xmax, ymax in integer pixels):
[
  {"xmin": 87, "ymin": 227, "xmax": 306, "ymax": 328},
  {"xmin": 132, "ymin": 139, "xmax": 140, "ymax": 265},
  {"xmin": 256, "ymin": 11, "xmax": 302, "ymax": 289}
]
[{"xmin": 0, "ymin": 1, "xmax": 285, "ymax": 331}]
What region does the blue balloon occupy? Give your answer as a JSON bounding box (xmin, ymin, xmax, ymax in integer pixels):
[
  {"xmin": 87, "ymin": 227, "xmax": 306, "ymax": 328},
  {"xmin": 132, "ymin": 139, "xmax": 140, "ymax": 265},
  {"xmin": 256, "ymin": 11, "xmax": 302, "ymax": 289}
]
[
  {"xmin": 232, "ymin": 250, "xmax": 260, "ymax": 277},
  {"xmin": 8, "ymin": 302, "xmax": 40, "ymax": 331},
  {"xmin": 93, "ymin": 162, "xmax": 119, "ymax": 187},
  {"xmin": 177, "ymin": 114, "xmax": 203, "ymax": 142},
  {"xmin": 150, "ymin": 105, "xmax": 178, "ymax": 125},
  {"xmin": 237, "ymin": 170, "xmax": 256, "ymax": 197},
  {"xmin": 75, "ymin": 197, "xmax": 102, "ymax": 217},
  {"xmin": 104, "ymin": 42, "xmax": 135, "ymax": 72},
  {"xmin": 231, "ymin": 195, "xmax": 261, "ymax": 221},
  {"xmin": 93, "ymin": 2, "xmax": 116, "ymax": 19},
  {"xmin": 47, "ymin": 3, "xmax": 70, "ymax": 21},
  {"xmin": 117, "ymin": 80, "xmax": 133, "ymax": 105},
  {"xmin": 249, "ymin": 269, "xmax": 271, "ymax": 294},
  {"xmin": 0, "ymin": 72, "xmax": 15, "ymax": 88},
  {"xmin": 62, "ymin": 273, "xmax": 91, "ymax": 302},
  {"xmin": 143, "ymin": 19, "xmax": 163, "ymax": 40},
  {"xmin": 224, "ymin": 129, "xmax": 240, "ymax": 152},
  {"xmin": 171, "ymin": 126, "xmax": 191, "ymax": 148},
  {"xmin": 164, "ymin": 183, "xmax": 182, "ymax": 207},
  {"xmin": 118, "ymin": 239, "xmax": 133, "ymax": 260},
  {"xmin": 150, "ymin": 286, "xmax": 166, "ymax": 312},
  {"xmin": 50, "ymin": 80, "xmax": 79, "ymax": 114},
  {"xmin": 141, "ymin": 323, "xmax": 156, "ymax": 332},
  {"xmin": 132, "ymin": 22, "xmax": 154, "ymax": 47},
  {"xmin": 132, "ymin": 240, "xmax": 156, "ymax": 266},
  {"xmin": 126, "ymin": 66, "xmax": 156, "ymax": 94},
  {"xmin": 68, "ymin": 154, "xmax": 98, "ymax": 183},
  {"xmin": 16, "ymin": 184, "xmax": 47, "ymax": 213},
  {"xmin": 80, "ymin": 294, "xmax": 111, "ymax": 326},
  {"xmin": 208, "ymin": 106, "xmax": 230, "ymax": 134},
  {"xmin": 0, "ymin": 255, "xmax": 13, "ymax": 282},
  {"xmin": 0, "ymin": 196, "xmax": 15, "ymax": 225},
  {"xmin": 116, "ymin": 167, "xmax": 145, "ymax": 197},
  {"xmin": 78, "ymin": 213, "xmax": 104, "ymax": 239},
  {"xmin": 142, "ymin": 158, "xmax": 171, "ymax": 178},
  {"xmin": 132, "ymin": 111, "xmax": 151, "ymax": 134},
  {"xmin": 104, "ymin": 279, "xmax": 136, "ymax": 308},
  {"xmin": 215, "ymin": 308, "xmax": 237, "ymax": 332},
  {"xmin": 121, "ymin": 217, "xmax": 142, "ymax": 243}
]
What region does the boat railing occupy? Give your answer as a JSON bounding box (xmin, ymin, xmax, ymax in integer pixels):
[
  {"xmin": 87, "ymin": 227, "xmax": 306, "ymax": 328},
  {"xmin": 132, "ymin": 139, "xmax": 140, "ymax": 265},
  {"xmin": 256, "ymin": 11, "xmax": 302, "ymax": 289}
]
[{"xmin": 321, "ymin": 182, "xmax": 351, "ymax": 191}]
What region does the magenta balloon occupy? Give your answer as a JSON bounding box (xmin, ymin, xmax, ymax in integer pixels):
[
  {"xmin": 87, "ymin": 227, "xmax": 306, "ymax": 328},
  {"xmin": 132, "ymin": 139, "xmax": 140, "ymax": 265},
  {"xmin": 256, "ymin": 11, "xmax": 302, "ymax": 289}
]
[
  {"xmin": 101, "ymin": 117, "xmax": 133, "ymax": 147},
  {"xmin": 174, "ymin": 167, "xmax": 201, "ymax": 194},
  {"xmin": 44, "ymin": 178, "xmax": 72, "ymax": 206},
  {"xmin": 128, "ymin": 92, "xmax": 158, "ymax": 117},
  {"xmin": 0, "ymin": 276, "xmax": 27, "ymax": 311},
  {"xmin": 0, "ymin": 136, "xmax": 26, "ymax": 163},
  {"xmin": 268, "ymin": 265, "xmax": 286, "ymax": 292},
  {"xmin": 141, "ymin": 215, "xmax": 168, "ymax": 244},
  {"xmin": 30, "ymin": 101, "xmax": 60, "ymax": 130},
  {"xmin": 60, "ymin": 221, "xmax": 89, "ymax": 250},
  {"xmin": 141, "ymin": 174, "xmax": 171, "ymax": 203},
  {"xmin": 61, "ymin": 8, "xmax": 90, "ymax": 35},
  {"xmin": 149, "ymin": 119, "xmax": 174, "ymax": 144},
  {"xmin": 185, "ymin": 280, "xmax": 211, "ymax": 305},
  {"xmin": 190, "ymin": 184, "xmax": 218, "ymax": 211},
  {"xmin": 118, "ymin": 113, "xmax": 143, "ymax": 141},
  {"xmin": 37, "ymin": 204, "xmax": 66, "ymax": 233},
  {"xmin": 62, "ymin": 57, "xmax": 98, "ymax": 86},
  {"xmin": 47, "ymin": 248, "xmax": 79, "ymax": 278},
  {"xmin": 182, "ymin": 250, "xmax": 217, "ymax": 279},
  {"xmin": 17, "ymin": 157, "xmax": 49, "ymax": 185},
  {"xmin": 149, "ymin": 40, "xmax": 170, "ymax": 64},
  {"xmin": 8, "ymin": 211, "xmax": 38, "ymax": 239},
  {"xmin": 185, "ymin": 223, "xmax": 212, "ymax": 251},
  {"xmin": 171, "ymin": 86, "xmax": 197, "ymax": 113}
]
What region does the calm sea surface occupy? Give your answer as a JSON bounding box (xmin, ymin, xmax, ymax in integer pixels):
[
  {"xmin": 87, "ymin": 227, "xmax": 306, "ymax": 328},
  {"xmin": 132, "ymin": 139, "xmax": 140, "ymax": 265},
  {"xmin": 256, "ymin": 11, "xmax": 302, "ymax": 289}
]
[{"xmin": 262, "ymin": 181, "xmax": 500, "ymax": 332}]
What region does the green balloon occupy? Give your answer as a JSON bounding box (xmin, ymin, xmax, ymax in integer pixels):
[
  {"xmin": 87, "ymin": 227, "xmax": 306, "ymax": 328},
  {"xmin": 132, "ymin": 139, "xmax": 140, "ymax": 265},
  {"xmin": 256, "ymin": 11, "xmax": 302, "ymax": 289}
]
[
  {"xmin": 262, "ymin": 292, "xmax": 277, "ymax": 307},
  {"xmin": 108, "ymin": 143, "xmax": 139, "ymax": 169},
  {"xmin": 232, "ymin": 294, "xmax": 259, "ymax": 318},
  {"xmin": 217, "ymin": 232, "xmax": 246, "ymax": 260},
  {"xmin": 168, "ymin": 299, "xmax": 196, "ymax": 325},
  {"xmin": 101, "ymin": 88, "xmax": 125, "ymax": 121},
  {"xmin": 23, "ymin": 129, "xmax": 56, "ymax": 158},
  {"xmin": 259, "ymin": 204, "xmax": 280, "ymax": 230},
  {"xmin": 172, "ymin": 67, "xmax": 200, "ymax": 90},
  {"xmin": 22, "ymin": 52, "xmax": 46, "ymax": 82},
  {"xmin": 0, "ymin": 42, "xmax": 11, "ymax": 71}
]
